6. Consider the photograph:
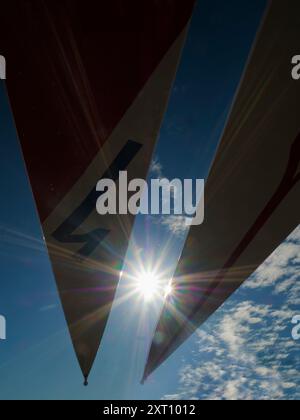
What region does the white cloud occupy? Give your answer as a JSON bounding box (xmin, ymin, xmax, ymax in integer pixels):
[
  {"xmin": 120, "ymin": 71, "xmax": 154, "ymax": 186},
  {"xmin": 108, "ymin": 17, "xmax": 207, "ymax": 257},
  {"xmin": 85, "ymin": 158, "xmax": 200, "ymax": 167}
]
[
  {"xmin": 163, "ymin": 226, "xmax": 300, "ymax": 400},
  {"xmin": 149, "ymin": 157, "xmax": 191, "ymax": 238},
  {"xmin": 150, "ymin": 158, "xmax": 163, "ymax": 179},
  {"xmin": 246, "ymin": 227, "xmax": 300, "ymax": 291},
  {"xmin": 159, "ymin": 216, "xmax": 190, "ymax": 237}
]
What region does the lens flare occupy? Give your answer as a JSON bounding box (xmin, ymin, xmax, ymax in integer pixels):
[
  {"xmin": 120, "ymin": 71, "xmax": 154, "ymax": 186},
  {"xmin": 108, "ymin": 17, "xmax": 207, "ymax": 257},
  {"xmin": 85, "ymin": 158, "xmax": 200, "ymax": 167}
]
[
  {"xmin": 137, "ymin": 272, "xmax": 159, "ymax": 301},
  {"xmin": 164, "ymin": 283, "xmax": 173, "ymax": 298}
]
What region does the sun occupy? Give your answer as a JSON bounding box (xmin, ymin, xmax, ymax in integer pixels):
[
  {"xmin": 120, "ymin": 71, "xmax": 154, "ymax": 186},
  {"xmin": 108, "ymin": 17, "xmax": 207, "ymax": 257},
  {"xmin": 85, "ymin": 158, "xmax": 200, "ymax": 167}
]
[
  {"xmin": 137, "ymin": 271, "xmax": 160, "ymax": 301},
  {"xmin": 134, "ymin": 269, "xmax": 173, "ymax": 302}
]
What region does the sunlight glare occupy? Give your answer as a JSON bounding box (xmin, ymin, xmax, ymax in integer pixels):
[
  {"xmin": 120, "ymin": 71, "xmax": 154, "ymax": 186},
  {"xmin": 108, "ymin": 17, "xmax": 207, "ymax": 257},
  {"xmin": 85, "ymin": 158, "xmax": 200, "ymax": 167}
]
[
  {"xmin": 164, "ymin": 282, "xmax": 173, "ymax": 298},
  {"xmin": 137, "ymin": 272, "xmax": 159, "ymax": 301}
]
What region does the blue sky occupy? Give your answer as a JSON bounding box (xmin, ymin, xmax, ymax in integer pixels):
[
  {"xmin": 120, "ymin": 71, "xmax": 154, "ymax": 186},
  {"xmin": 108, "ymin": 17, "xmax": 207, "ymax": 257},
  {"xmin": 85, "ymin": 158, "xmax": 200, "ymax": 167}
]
[{"xmin": 0, "ymin": 0, "xmax": 299, "ymax": 400}]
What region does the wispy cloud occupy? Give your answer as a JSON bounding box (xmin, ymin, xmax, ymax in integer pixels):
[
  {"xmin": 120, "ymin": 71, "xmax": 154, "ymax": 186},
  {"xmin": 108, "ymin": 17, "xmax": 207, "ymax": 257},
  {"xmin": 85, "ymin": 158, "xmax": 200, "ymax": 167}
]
[
  {"xmin": 150, "ymin": 158, "xmax": 163, "ymax": 179},
  {"xmin": 159, "ymin": 216, "xmax": 190, "ymax": 237},
  {"xmin": 149, "ymin": 157, "xmax": 190, "ymax": 238},
  {"xmin": 163, "ymin": 227, "xmax": 300, "ymax": 400},
  {"xmin": 245, "ymin": 226, "xmax": 300, "ymax": 291}
]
